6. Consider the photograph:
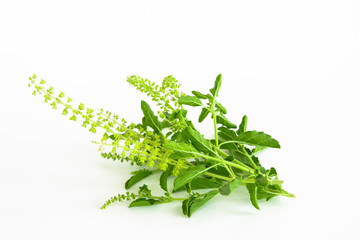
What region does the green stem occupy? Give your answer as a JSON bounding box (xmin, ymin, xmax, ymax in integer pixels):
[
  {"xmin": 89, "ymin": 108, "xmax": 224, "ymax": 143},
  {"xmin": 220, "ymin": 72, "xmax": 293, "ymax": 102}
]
[
  {"xmin": 195, "ymin": 153, "xmax": 254, "ymax": 174},
  {"xmin": 204, "ymin": 172, "xmax": 233, "ymax": 181},
  {"xmin": 210, "ymin": 99, "xmax": 219, "ymax": 148},
  {"xmin": 33, "ymin": 82, "xmax": 118, "ymax": 135}
]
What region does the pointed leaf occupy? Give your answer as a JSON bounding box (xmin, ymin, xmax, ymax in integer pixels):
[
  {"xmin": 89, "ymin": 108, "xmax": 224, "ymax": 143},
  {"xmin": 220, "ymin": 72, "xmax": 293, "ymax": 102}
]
[
  {"xmin": 129, "ymin": 198, "xmax": 162, "ymax": 207},
  {"xmin": 198, "ymin": 108, "xmax": 210, "ymax": 122},
  {"xmin": 236, "ymin": 130, "xmax": 280, "ymax": 148},
  {"xmin": 237, "ymin": 115, "xmax": 248, "ymax": 135},
  {"xmin": 252, "ymin": 146, "xmax": 267, "ymax": 154},
  {"xmin": 216, "ymin": 114, "xmax": 237, "ymax": 128},
  {"xmin": 188, "ymin": 190, "xmax": 219, "ymax": 217},
  {"xmin": 125, "ymin": 170, "xmax": 152, "ymax": 189},
  {"xmin": 192, "ymin": 91, "xmax": 209, "ymax": 99},
  {"xmin": 182, "ymin": 196, "xmax": 196, "ymax": 216},
  {"xmin": 218, "ymin": 127, "xmax": 237, "ymax": 140},
  {"xmin": 246, "ymin": 183, "xmax": 260, "ymax": 210},
  {"xmin": 160, "ymin": 165, "xmax": 174, "ymax": 192},
  {"xmin": 174, "ymin": 165, "xmax": 217, "ymax": 191},
  {"xmin": 141, "ymin": 101, "xmax": 162, "ymax": 133},
  {"xmin": 178, "ymin": 95, "xmax": 202, "ymax": 107},
  {"xmin": 182, "ymin": 127, "xmax": 216, "ymax": 154},
  {"xmin": 215, "ymin": 102, "xmax": 227, "ymax": 114},
  {"xmin": 210, "ymin": 74, "xmax": 222, "ymax": 97},
  {"xmin": 164, "ymin": 141, "xmax": 199, "ymax": 159}
]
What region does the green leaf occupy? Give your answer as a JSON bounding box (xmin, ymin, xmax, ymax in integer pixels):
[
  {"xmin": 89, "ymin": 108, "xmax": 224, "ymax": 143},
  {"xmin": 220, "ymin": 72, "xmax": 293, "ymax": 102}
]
[
  {"xmin": 187, "ymin": 190, "xmax": 219, "ymax": 217},
  {"xmin": 129, "ymin": 198, "xmax": 162, "ymax": 207},
  {"xmin": 174, "ymin": 177, "xmax": 223, "ymax": 192},
  {"xmin": 192, "ymin": 91, "xmax": 209, "ymax": 99},
  {"xmin": 237, "ymin": 115, "xmax": 248, "ymax": 135},
  {"xmin": 163, "ymin": 141, "xmax": 199, "ymax": 159},
  {"xmin": 246, "ymin": 183, "xmax": 260, "ymax": 210},
  {"xmin": 236, "ymin": 130, "xmax": 280, "ymax": 148},
  {"xmin": 252, "ymin": 146, "xmax": 267, "ymax": 154},
  {"xmin": 160, "ymin": 165, "xmax": 174, "ymax": 192},
  {"xmin": 141, "ymin": 100, "xmax": 162, "ymax": 133},
  {"xmin": 255, "ymin": 175, "xmax": 269, "ymax": 187},
  {"xmin": 218, "ymin": 127, "xmax": 238, "ymax": 149},
  {"xmin": 219, "ymin": 177, "xmax": 243, "ymax": 196},
  {"xmin": 218, "ymin": 127, "xmax": 237, "ymax": 140},
  {"xmin": 32, "ymin": 74, "xmax": 37, "ymax": 79},
  {"xmin": 216, "ymin": 114, "xmax": 237, "ymax": 128},
  {"xmin": 182, "ymin": 127, "xmax": 216, "ymax": 155},
  {"xmin": 257, "ymin": 188, "xmax": 277, "ymax": 201},
  {"xmin": 178, "ymin": 95, "xmax": 203, "ymax": 107},
  {"xmin": 174, "ymin": 165, "xmax": 216, "ymax": 191},
  {"xmin": 182, "ymin": 196, "xmax": 196, "ymax": 216},
  {"xmin": 125, "ymin": 169, "xmax": 152, "ymax": 189},
  {"xmin": 210, "ymin": 74, "xmax": 222, "ymax": 97},
  {"xmin": 207, "ymin": 165, "xmax": 232, "ymax": 178},
  {"xmin": 198, "ymin": 108, "xmax": 210, "ymax": 122},
  {"xmin": 267, "ymin": 167, "xmax": 277, "ymax": 177},
  {"xmin": 101, "ymin": 133, "xmax": 109, "ymax": 141},
  {"xmin": 215, "ymin": 102, "xmax": 227, "ymax": 114}
]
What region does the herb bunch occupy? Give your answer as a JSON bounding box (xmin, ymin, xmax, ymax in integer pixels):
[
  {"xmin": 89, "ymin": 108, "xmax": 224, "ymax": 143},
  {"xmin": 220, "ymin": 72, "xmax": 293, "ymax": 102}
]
[{"xmin": 28, "ymin": 73, "xmax": 294, "ymax": 217}]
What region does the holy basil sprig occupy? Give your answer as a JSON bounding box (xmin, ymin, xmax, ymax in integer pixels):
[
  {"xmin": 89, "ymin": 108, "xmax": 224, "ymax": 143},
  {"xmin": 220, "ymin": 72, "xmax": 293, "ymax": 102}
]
[{"xmin": 28, "ymin": 73, "xmax": 294, "ymax": 217}]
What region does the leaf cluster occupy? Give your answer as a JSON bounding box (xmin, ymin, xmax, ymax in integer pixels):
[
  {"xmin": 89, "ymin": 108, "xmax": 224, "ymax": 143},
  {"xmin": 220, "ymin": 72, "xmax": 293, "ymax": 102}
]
[{"xmin": 28, "ymin": 73, "xmax": 294, "ymax": 217}]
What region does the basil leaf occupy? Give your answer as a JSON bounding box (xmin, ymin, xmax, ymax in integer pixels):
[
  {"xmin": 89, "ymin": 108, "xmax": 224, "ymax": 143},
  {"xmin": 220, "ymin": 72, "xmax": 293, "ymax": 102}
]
[
  {"xmin": 160, "ymin": 165, "xmax": 174, "ymax": 192},
  {"xmin": 210, "ymin": 74, "xmax": 222, "ymax": 97},
  {"xmin": 252, "ymin": 146, "xmax": 267, "ymax": 154},
  {"xmin": 173, "ymin": 165, "xmax": 216, "ymax": 191},
  {"xmin": 218, "ymin": 127, "xmax": 237, "ymax": 140},
  {"xmin": 215, "ymin": 102, "xmax": 227, "ymax": 114},
  {"xmin": 198, "ymin": 108, "xmax": 210, "ymax": 122},
  {"xmin": 267, "ymin": 167, "xmax": 277, "ymax": 177},
  {"xmin": 246, "ymin": 183, "xmax": 260, "ymax": 210},
  {"xmin": 237, "ymin": 115, "xmax": 248, "ymax": 135},
  {"xmin": 219, "ymin": 177, "xmax": 243, "ymax": 196},
  {"xmin": 182, "ymin": 196, "xmax": 196, "ymax": 216},
  {"xmin": 192, "ymin": 91, "xmax": 209, "ymax": 99},
  {"xmin": 163, "ymin": 141, "xmax": 199, "ymax": 159},
  {"xmin": 236, "ymin": 130, "xmax": 280, "ymax": 148},
  {"xmin": 141, "ymin": 100, "xmax": 163, "ymax": 133},
  {"xmin": 129, "ymin": 198, "xmax": 162, "ymax": 207},
  {"xmin": 173, "ymin": 177, "xmax": 223, "ymax": 192},
  {"xmin": 216, "ymin": 114, "xmax": 237, "ymax": 128},
  {"xmin": 178, "ymin": 95, "xmax": 202, "ymax": 107},
  {"xmin": 125, "ymin": 169, "xmax": 152, "ymax": 189},
  {"xmin": 188, "ymin": 190, "xmax": 219, "ymax": 217},
  {"xmin": 257, "ymin": 188, "xmax": 277, "ymax": 201},
  {"xmin": 182, "ymin": 127, "xmax": 216, "ymax": 155},
  {"xmin": 255, "ymin": 175, "xmax": 269, "ymax": 187}
]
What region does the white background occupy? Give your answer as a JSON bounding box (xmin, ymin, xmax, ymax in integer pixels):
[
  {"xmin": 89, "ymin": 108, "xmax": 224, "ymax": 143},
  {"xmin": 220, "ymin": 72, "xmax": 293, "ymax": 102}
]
[{"xmin": 1, "ymin": 0, "xmax": 359, "ymax": 239}]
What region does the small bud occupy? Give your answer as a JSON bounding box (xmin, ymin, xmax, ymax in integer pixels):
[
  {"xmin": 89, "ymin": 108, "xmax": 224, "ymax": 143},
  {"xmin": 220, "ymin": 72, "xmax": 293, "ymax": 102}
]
[
  {"xmin": 70, "ymin": 115, "xmax": 77, "ymax": 121},
  {"xmin": 78, "ymin": 103, "xmax": 85, "ymax": 110}
]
